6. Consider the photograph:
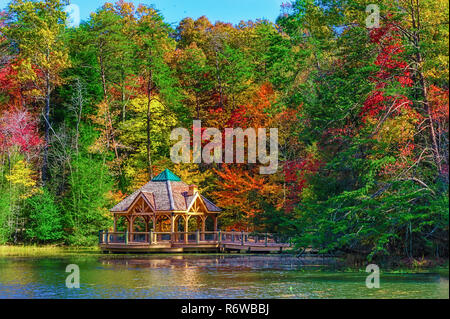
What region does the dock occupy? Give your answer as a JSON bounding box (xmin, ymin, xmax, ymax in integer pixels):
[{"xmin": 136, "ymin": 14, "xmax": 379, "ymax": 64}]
[{"xmin": 99, "ymin": 231, "xmax": 292, "ymax": 253}]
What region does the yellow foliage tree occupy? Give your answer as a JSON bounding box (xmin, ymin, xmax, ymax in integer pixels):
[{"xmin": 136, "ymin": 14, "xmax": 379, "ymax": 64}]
[{"xmin": 6, "ymin": 160, "xmax": 37, "ymax": 199}]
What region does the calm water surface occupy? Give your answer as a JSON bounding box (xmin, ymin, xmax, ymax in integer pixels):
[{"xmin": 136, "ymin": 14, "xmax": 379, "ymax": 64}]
[{"xmin": 0, "ymin": 254, "xmax": 448, "ymax": 299}]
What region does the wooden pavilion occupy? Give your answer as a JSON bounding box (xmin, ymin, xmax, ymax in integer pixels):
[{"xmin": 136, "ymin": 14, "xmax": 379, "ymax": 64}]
[
  {"xmin": 100, "ymin": 169, "xmax": 291, "ymax": 253},
  {"xmin": 109, "ymin": 169, "xmax": 221, "ymax": 243}
]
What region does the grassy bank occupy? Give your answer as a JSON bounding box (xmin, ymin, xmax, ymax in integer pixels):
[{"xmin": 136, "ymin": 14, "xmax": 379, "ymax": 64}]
[{"xmin": 0, "ymin": 245, "xmax": 100, "ymax": 257}]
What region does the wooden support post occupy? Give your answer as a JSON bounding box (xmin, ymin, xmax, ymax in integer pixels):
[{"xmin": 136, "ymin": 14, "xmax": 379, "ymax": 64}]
[
  {"xmin": 149, "ymin": 230, "xmax": 153, "ymax": 245},
  {"xmin": 196, "ymin": 230, "xmax": 200, "ymax": 244},
  {"xmin": 124, "ymin": 230, "xmax": 128, "ymax": 245},
  {"xmin": 174, "ymin": 217, "xmax": 178, "ymax": 242},
  {"xmin": 213, "ymin": 215, "xmax": 218, "ymax": 232},
  {"xmin": 128, "ymin": 216, "xmax": 133, "ymax": 243},
  {"xmin": 201, "ymin": 217, "xmax": 206, "ymax": 241},
  {"xmin": 113, "ymin": 216, "xmax": 117, "ymax": 232},
  {"xmin": 184, "ymin": 216, "xmax": 189, "ymax": 243},
  {"xmin": 152, "ymin": 217, "xmax": 156, "ymax": 243},
  {"xmin": 170, "ymin": 213, "xmax": 175, "ymax": 244}
]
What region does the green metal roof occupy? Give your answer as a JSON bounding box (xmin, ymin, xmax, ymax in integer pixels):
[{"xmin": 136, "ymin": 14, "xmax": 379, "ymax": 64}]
[{"xmin": 151, "ymin": 169, "xmax": 181, "ymax": 182}]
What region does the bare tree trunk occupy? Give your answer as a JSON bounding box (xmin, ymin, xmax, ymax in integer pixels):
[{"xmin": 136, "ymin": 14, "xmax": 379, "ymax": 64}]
[
  {"xmin": 72, "ymin": 78, "xmax": 84, "ymax": 156},
  {"xmin": 98, "ymin": 44, "xmax": 121, "ymax": 171},
  {"xmin": 410, "ymin": 0, "xmax": 442, "ymax": 174},
  {"xmin": 99, "ymin": 44, "xmax": 108, "ymax": 99},
  {"xmin": 42, "ymin": 70, "xmax": 50, "ymax": 183},
  {"xmin": 195, "ymin": 95, "xmax": 200, "ymax": 120},
  {"xmin": 121, "ymin": 71, "xmax": 126, "ymax": 123},
  {"xmin": 146, "ymin": 62, "xmax": 153, "ymax": 180},
  {"xmin": 420, "ymin": 73, "xmax": 442, "ymax": 173},
  {"xmin": 215, "ymin": 51, "xmax": 223, "ymax": 108}
]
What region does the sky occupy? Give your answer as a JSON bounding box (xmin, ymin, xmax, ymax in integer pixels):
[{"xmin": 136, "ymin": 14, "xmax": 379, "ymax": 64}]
[{"xmin": 0, "ymin": 0, "xmax": 288, "ymax": 27}]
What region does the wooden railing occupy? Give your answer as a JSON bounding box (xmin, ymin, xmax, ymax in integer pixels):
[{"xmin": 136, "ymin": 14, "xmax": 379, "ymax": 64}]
[
  {"xmin": 220, "ymin": 231, "xmax": 290, "ymax": 246},
  {"xmin": 99, "ymin": 230, "xmax": 291, "ymax": 247}
]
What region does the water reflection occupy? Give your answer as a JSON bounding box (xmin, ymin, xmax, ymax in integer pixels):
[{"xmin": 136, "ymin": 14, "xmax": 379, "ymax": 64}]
[
  {"xmin": 99, "ymin": 255, "xmax": 337, "ymax": 270},
  {"xmin": 0, "ymin": 255, "xmax": 447, "ymax": 299}
]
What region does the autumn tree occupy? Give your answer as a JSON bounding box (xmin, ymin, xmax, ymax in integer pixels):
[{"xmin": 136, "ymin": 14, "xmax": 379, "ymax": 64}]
[
  {"xmin": 133, "ymin": 4, "xmax": 183, "ymax": 180},
  {"xmin": 2, "ymin": 0, "xmax": 70, "ymax": 183}
]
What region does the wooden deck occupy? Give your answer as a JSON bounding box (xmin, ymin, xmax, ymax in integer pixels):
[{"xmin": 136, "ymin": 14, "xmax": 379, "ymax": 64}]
[{"xmin": 99, "ymin": 231, "xmax": 292, "ymax": 253}]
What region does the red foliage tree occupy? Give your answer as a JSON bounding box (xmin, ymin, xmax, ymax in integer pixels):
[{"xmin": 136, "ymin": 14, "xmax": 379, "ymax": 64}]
[
  {"xmin": 0, "ymin": 109, "xmax": 42, "ymax": 158},
  {"xmin": 361, "ymin": 22, "xmax": 413, "ymax": 120},
  {"xmin": 283, "ymin": 154, "xmax": 322, "ymax": 212},
  {"xmin": 0, "ymin": 62, "xmax": 24, "ymax": 110}
]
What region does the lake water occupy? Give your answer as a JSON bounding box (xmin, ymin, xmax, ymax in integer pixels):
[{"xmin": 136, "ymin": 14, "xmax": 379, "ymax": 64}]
[{"xmin": 0, "ymin": 254, "xmax": 448, "ymax": 299}]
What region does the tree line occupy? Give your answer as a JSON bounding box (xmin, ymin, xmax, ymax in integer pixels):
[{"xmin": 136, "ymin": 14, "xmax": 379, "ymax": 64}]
[{"xmin": 0, "ymin": 0, "xmax": 448, "ymax": 262}]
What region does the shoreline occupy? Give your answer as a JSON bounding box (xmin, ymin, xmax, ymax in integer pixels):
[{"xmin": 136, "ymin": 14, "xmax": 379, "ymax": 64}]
[
  {"xmin": 0, "ymin": 245, "xmax": 100, "ymax": 257},
  {"xmin": 0, "ymin": 245, "xmax": 448, "ymax": 275}
]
